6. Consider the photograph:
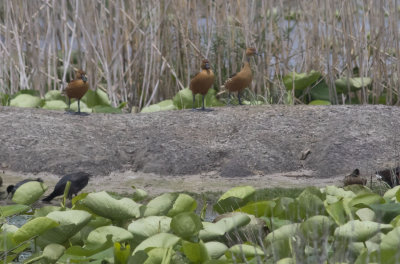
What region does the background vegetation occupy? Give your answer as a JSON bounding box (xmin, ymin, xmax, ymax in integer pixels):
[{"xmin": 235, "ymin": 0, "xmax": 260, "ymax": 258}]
[{"xmin": 1, "ymin": 0, "xmax": 400, "ymax": 112}]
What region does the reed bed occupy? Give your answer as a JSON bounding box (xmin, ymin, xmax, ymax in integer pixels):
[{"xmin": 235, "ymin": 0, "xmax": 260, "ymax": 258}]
[{"xmin": 0, "ymin": 0, "xmax": 399, "ymax": 110}]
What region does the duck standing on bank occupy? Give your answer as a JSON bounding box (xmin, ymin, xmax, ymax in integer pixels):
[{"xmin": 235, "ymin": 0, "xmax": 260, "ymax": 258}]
[
  {"xmin": 343, "ymin": 169, "xmax": 367, "ymax": 186},
  {"xmin": 224, "ymin": 47, "xmax": 258, "ymax": 105},
  {"xmin": 6, "ymin": 178, "xmax": 43, "ymax": 198},
  {"xmin": 190, "ymin": 59, "xmax": 215, "ymax": 111},
  {"xmin": 42, "ymin": 172, "xmax": 90, "ymax": 202},
  {"xmin": 64, "ymin": 69, "xmax": 89, "ymax": 115}
]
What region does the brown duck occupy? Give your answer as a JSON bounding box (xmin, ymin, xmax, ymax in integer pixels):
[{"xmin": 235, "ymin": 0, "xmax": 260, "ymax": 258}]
[
  {"xmin": 343, "ymin": 169, "xmax": 367, "ymax": 186},
  {"xmin": 190, "ymin": 59, "xmax": 215, "ymax": 111},
  {"xmin": 224, "ymin": 47, "xmax": 258, "ymax": 105},
  {"xmin": 65, "ymin": 69, "xmax": 89, "ymax": 115}
]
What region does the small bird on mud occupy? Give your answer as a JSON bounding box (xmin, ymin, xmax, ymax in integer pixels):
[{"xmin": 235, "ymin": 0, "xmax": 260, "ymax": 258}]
[
  {"xmin": 42, "ymin": 172, "xmax": 90, "ymax": 202},
  {"xmin": 343, "ymin": 169, "xmax": 367, "ymax": 186},
  {"xmin": 6, "ymin": 178, "xmax": 43, "ymax": 198},
  {"xmin": 190, "ymin": 59, "xmax": 215, "ymax": 111},
  {"xmin": 64, "ymin": 69, "xmax": 89, "ymax": 115},
  {"xmin": 224, "ymin": 47, "xmax": 258, "ymax": 105}
]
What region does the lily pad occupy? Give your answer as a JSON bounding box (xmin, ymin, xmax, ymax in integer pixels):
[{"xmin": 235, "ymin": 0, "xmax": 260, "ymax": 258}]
[
  {"xmin": 141, "ymin": 99, "xmax": 177, "ymax": 113},
  {"xmin": 12, "ymin": 181, "xmax": 47, "ymax": 205},
  {"xmin": 170, "ymin": 212, "xmax": 203, "ymax": 240},
  {"xmin": 0, "ymin": 204, "xmax": 30, "ymax": 218},
  {"xmin": 204, "ymin": 241, "xmax": 228, "ymax": 259},
  {"xmin": 82, "ymin": 191, "xmax": 143, "ymax": 220},
  {"xmin": 214, "ymin": 186, "xmax": 256, "ymax": 214},
  {"xmin": 13, "ymin": 217, "xmax": 59, "ymax": 244},
  {"xmin": 334, "ymin": 220, "xmax": 392, "ymax": 242},
  {"xmin": 10, "ymin": 94, "xmax": 42, "ymax": 108},
  {"xmin": 335, "ymin": 77, "xmax": 372, "ymax": 93},
  {"xmin": 132, "ymin": 233, "xmax": 181, "ymax": 254},
  {"xmin": 127, "ymin": 216, "xmax": 172, "ymax": 243},
  {"xmin": 199, "ymin": 213, "xmax": 251, "ymax": 241},
  {"xmin": 283, "ymin": 71, "xmax": 321, "ymax": 91},
  {"xmin": 236, "ymin": 200, "xmax": 275, "ymax": 217}
]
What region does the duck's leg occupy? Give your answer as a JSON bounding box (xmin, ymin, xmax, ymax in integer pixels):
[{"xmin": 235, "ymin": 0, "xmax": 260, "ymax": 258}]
[
  {"xmin": 192, "ymin": 94, "xmax": 196, "ymax": 110},
  {"xmin": 201, "ymin": 95, "xmax": 205, "ymax": 111},
  {"xmin": 238, "ymin": 91, "xmax": 243, "ymax": 105},
  {"xmin": 65, "ymin": 98, "xmax": 74, "ymax": 114},
  {"xmin": 227, "ymin": 92, "xmax": 231, "ymax": 105},
  {"xmin": 75, "ymin": 100, "xmax": 89, "ymax": 116},
  {"xmin": 201, "ymin": 94, "xmax": 213, "ymax": 112}
]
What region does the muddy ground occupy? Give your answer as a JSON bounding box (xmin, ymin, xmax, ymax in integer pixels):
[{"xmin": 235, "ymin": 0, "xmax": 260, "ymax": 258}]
[{"xmin": 0, "ymin": 105, "xmax": 399, "ymax": 196}]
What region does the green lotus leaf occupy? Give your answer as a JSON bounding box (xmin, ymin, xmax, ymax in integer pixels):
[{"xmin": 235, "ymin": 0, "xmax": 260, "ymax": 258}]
[
  {"xmin": 144, "ymin": 193, "xmax": 177, "ymax": 216},
  {"xmin": 335, "ymin": 77, "xmax": 372, "ymax": 93},
  {"xmin": 204, "ymin": 241, "xmax": 228, "ymax": 260},
  {"xmin": 127, "ymin": 216, "xmax": 171, "ymax": 243},
  {"xmin": 36, "ymin": 210, "xmax": 92, "ymax": 246},
  {"xmin": 81, "ymin": 89, "xmax": 111, "ymax": 107},
  {"xmin": 299, "ymin": 215, "xmax": 335, "ymax": 241},
  {"xmin": 296, "ymin": 189, "xmax": 326, "ymax": 219},
  {"xmin": 173, "ymin": 88, "xmax": 220, "ymax": 109},
  {"xmin": 261, "ymin": 217, "xmax": 292, "ymax": 231},
  {"xmin": 0, "ymin": 204, "xmax": 30, "ymax": 218},
  {"xmin": 10, "ymin": 94, "xmax": 42, "ymax": 108},
  {"xmin": 308, "ymin": 100, "xmax": 331, "ymax": 105},
  {"xmin": 87, "ymin": 226, "xmax": 133, "ymax": 246},
  {"xmin": 384, "ymin": 185, "xmax": 400, "ymax": 200},
  {"xmin": 310, "ymin": 80, "xmax": 330, "ymax": 101},
  {"xmin": 226, "ymin": 244, "xmax": 264, "ymax": 260},
  {"xmin": 92, "ymin": 105, "xmax": 122, "ymax": 114},
  {"xmin": 283, "ymin": 70, "xmax": 321, "ymax": 91},
  {"xmin": 272, "ymin": 197, "xmax": 295, "ymax": 219},
  {"xmin": 42, "ymin": 243, "xmax": 66, "ymax": 263},
  {"xmin": 170, "ymin": 212, "xmax": 203, "ymax": 240},
  {"xmin": 141, "ymin": 99, "xmax": 177, "ymax": 113},
  {"xmin": 369, "ymin": 203, "xmax": 400, "ymax": 224},
  {"xmin": 349, "ymin": 193, "xmax": 385, "ymax": 208},
  {"xmin": 264, "ymin": 224, "xmax": 299, "ymax": 260},
  {"xmin": 0, "ymin": 224, "xmax": 19, "ymax": 251},
  {"xmin": 167, "ymin": 193, "xmax": 197, "ymax": 217},
  {"xmin": 199, "ymin": 213, "xmax": 250, "ymax": 241},
  {"xmin": 42, "ymin": 100, "xmax": 68, "ymax": 110},
  {"xmin": 182, "ymin": 240, "xmax": 209, "ymax": 263},
  {"xmin": 132, "ymin": 187, "xmax": 148, "ymax": 202},
  {"xmin": 82, "ymin": 191, "xmax": 143, "ymax": 220},
  {"xmin": 13, "ymin": 217, "xmax": 59, "ymax": 244},
  {"xmin": 44, "ymin": 90, "xmax": 66, "ymax": 101},
  {"xmin": 334, "ymin": 220, "xmax": 392, "ymax": 242},
  {"xmin": 12, "ymin": 181, "xmax": 48, "ymax": 205},
  {"xmin": 132, "ymin": 233, "xmax": 181, "ymax": 254},
  {"xmin": 236, "ymin": 200, "xmax": 275, "ymax": 217},
  {"xmin": 69, "ymin": 100, "xmax": 92, "ymax": 113},
  {"xmin": 61, "ymin": 239, "xmax": 114, "ymax": 262},
  {"xmin": 214, "ymin": 186, "xmax": 255, "ymax": 214},
  {"xmin": 380, "ymin": 226, "xmax": 400, "ymax": 251},
  {"xmin": 264, "ymin": 223, "xmax": 300, "ymax": 244},
  {"xmin": 33, "ymin": 206, "xmax": 62, "ymax": 218},
  {"xmin": 355, "ymin": 207, "xmax": 376, "ymax": 221}
]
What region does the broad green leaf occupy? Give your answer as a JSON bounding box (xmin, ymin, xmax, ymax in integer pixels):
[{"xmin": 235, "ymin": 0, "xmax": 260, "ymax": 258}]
[
  {"xmin": 369, "ymin": 203, "xmax": 400, "ymax": 223},
  {"xmin": 204, "ymin": 241, "xmax": 228, "ymax": 260},
  {"xmin": 12, "ymin": 181, "xmax": 47, "ymax": 205},
  {"xmin": 69, "ymin": 100, "xmax": 92, "ymax": 113},
  {"xmin": 264, "ymin": 223, "xmax": 300, "ymax": 244},
  {"xmin": 308, "ymin": 100, "xmax": 331, "ymax": 105},
  {"xmin": 199, "ymin": 213, "xmax": 250, "ymax": 241},
  {"xmin": 10, "ymin": 94, "xmax": 41, "ymax": 108},
  {"xmin": 82, "ymin": 89, "xmax": 111, "ymax": 107},
  {"xmin": 42, "ymin": 243, "xmax": 66, "ymax": 263},
  {"xmin": 37, "ymin": 210, "xmax": 92, "ymax": 245},
  {"xmin": 236, "ymin": 200, "xmax": 275, "ymax": 217},
  {"xmin": 132, "ymin": 187, "xmax": 148, "ymax": 202},
  {"xmin": 83, "ymin": 191, "xmax": 143, "ymax": 220},
  {"xmin": 261, "ymin": 217, "xmax": 292, "ymax": 231},
  {"xmin": 296, "ymin": 189, "xmax": 326, "ymax": 219},
  {"xmin": 173, "ymin": 88, "xmax": 221, "ymax": 110},
  {"xmin": 144, "ymin": 193, "xmax": 178, "ymax": 217},
  {"xmin": 349, "ymin": 193, "xmax": 385, "ymax": 208},
  {"xmin": 141, "ymin": 99, "xmax": 177, "ymax": 113},
  {"xmin": 128, "ymin": 216, "xmax": 171, "ymax": 243},
  {"xmin": 324, "ymin": 185, "xmax": 356, "ymax": 199},
  {"xmin": 310, "ymin": 80, "xmax": 330, "ymax": 101},
  {"xmin": 335, "ymin": 77, "xmax": 372, "ymax": 93},
  {"xmin": 132, "ymin": 233, "xmax": 180, "ymax": 254},
  {"xmin": 300, "ymin": 215, "xmax": 334, "ymax": 241},
  {"xmin": 355, "ymin": 208, "xmax": 376, "ymax": 221},
  {"xmin": 226, "ymin": 244, "xmax": 264, "ymax": 260},
  {"xmin": 167, "ymin": 193, "xmax": 197, "ymax": 217},
  {"xmin": 62, "ymin": 241, "xmax": 114, "ymax": 262},
  {"xmin": 283, "ymin": 70, "xmax": 321, "ymax": 91},
  {"xmin": 380, "ymin": 226, "xmax": 400, "ymax": 251},
  {"xmin": 325, "ymin": 199, "xmax": 348, "ymax": 225},
  {"xmin": 272, "ymin": 197, "xmax": 295, "ymax": 219},
  {"xmin": 42, "ymin": 100, "xmax": 68, "ymax": 110},
  {"xmin": 44, "ymin": 90, "xmax": 66, "ymax": 101},
  {"xmin": 33, "ymin": 206, "xmax": 62, "ymax": 218},
  {"xmin": 334, "ymin": 220, "xmax": 392, "ymax": 242},
  {"xmin": 13, "ymin": 217, "xmax": 59, "ymax": 244},
  {"xmin": 0, "ymin": 225, "xmax": 19, "ymax": 251},
  {"xmin": 170, "ymin": 212, "xmax": 203, "ymax": 240},
  {"xmin": 385, "ymin": 185, "xmax": 400, "ymax": 200},
  {"xmin": 214, "ymin": 186, "xmax": 255, "ymax": 214},
  {"xmin": 92, "ymin": 105, "xmax": 122, "ymax": 114},
  {"xmin": 0, "ymin": 204, "xmax": 30, "ymax": 217},
  {"xmin": 87, "ymin": 226, "xmax": 133, "ymax": 246},
  {"xmin": 182, "ymin": 240, "xmax": 209, "ymax": 263},
  {"xmin": 264, "ymin": 224, "xmax": 299, "ymax": 261}
]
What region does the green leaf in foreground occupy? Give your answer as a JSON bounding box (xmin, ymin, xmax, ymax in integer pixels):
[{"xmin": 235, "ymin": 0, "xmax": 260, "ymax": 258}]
[
  {"xmin": 10, "ymin": 94, "xmax": 42, "ymax": 108},
  {"xmin": 214, "ymin": 186, "xmax": 255, "ymax": 214},
  {"xmin": 42, "ymin": 243, "xmax": 66, "ymax": 263},
  {"xmin": 87, "ymin": 226, "xmax": 133, "ymax": 246},
  {"xmin": 12, "ymin": 181, "xmax": 48, "ymax": 205},
  {"xmin": 132, "ymin": 233, "xmax": 181, "ymax": 254},
  {"xmin": 0, "ymin": 204, "xmax": 30, "ymax": 218},
  {"xmin": 182, "ymin": 240, "xmax": 209, "ymax": 263},
  {"xmin": 127, "ymin": 216, "xmax": 171, "ymax": 243},
  {"xmin": 283, "ymin": 70, "xmax": 321, "ymax": 91},
  {"xmin": 13, "ymin": 217, "xmax": 59, "ymax": 244},
  {"xmin": 82, "ymin": 191, "xmax": 143, "ymax": 220},
  {"xmin": 170, "ymin": 212, "xmax": 203, "ymax": 240},
  {"xmin": 334, "ymin": 220, "xmax": 393, "ymax": 242},
  {"xmin": 226, "ymin": 244, "xmax": 265, "ymax": 260}
]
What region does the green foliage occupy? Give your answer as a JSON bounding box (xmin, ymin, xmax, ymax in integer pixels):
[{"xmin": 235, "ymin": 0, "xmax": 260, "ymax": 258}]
[
  {"xmin": 4, "ymin": 184, "xmax": 400, "ymax": 262},
  {"xmin": 172, "ymin": 88, "xmax": 223, "ymax": 110},
  {"xmin": 42, "ymin": 100, "xmax": 68, "ymax": 110},
  {"xmin": 12, "ymin": 181, "xmax": 48, "ymax": 205},
  {"xmin": 10, "ymin": 94, "xmax": 42, "ymax": 108},
  {"xmin": 283, "ymin": 71, "xmax": 321, "ymax": 91},
  {"xmin": 308, "ymin": 100, "xmax": 331, "ymax": 105},
  {"xmin": 335, "ymin": 77, "xmax": 372, "ymax": 93},
  {"xmin": 141, "ymin": 99, "xmax": 177, "ymax": 113}
]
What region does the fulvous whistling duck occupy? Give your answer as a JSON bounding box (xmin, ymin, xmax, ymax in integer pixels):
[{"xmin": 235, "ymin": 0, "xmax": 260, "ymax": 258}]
[
  {"xmin": 343, "ymin": 169, "xmax": 367, "ymax": 186},
  {"xmin": 6, "ymin": 178, "xmax": 43, "ymax": 198},
  {"xmin": 224, "ymin": 47, "xmax": 258, "ymax": 105},
  {"xmin": 190, "ymin": 59, "xmax": 215, "ymax": 111},
  {"xmin": 42, "ymin": 172, "xmax": 90, "ymax": 202},
  {"xmin": 65, "ymin": 70, "xmax": 89, "ymax": 115}
]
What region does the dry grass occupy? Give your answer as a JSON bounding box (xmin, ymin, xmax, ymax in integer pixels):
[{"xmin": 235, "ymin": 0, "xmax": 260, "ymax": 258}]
[{"xmin": 0, "ymin": 0, "xmax": 399, "ymax": 110}]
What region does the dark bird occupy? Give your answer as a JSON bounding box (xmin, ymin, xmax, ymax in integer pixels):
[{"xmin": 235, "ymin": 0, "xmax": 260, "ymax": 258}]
[
  {"xmin": 190, "ymin": 59, "xmax": 215, "ymax": 111},
  {"xmin": 224, "ymin": 47, "xmax": 258, "ymax": 105},
  {"xmin": 42, "ymin": 172, "xmax": 90, "ymax": 202},
  {"xmin": 6, "ymin": 178, "xmax": 43, "ymax": 198},
  {"xmin": 343, "ymin": 169, "xmax": 367, "ymax": 186},
  {"xmin": 64, "ymin": 69, "xmax": 89, "ymax": 115},
  {"xmin": 375, "ymin": 167, "xmax": 400, "ymax": 187}
]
